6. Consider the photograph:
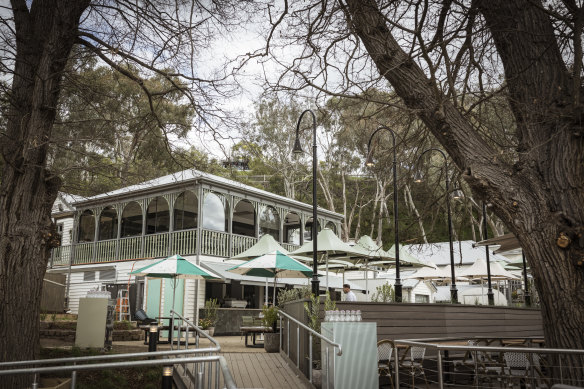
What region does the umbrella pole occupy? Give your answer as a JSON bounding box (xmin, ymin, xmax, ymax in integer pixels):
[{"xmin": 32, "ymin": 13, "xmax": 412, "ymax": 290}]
[
  {"xmin": 326, "ymin": 253, "xmax": 329, "ymax": 292},
  {"xmin": 265, "ymin": 278, "xmax": 269, "ymax": 306},
  {"xmin": 273, "ymin": 273, "xmax": 277, "ymax": 306},
  {"xmin": 365, "ymin": 258, "xmax": 369, "ymax": 300},
  {"xmin": 170, "ymin": 278, "xmax": 177, "ymax": 346}
]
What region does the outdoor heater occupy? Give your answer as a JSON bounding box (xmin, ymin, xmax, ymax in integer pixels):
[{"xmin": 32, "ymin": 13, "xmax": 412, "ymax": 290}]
[
  {"xmin": 414, "ymin": 148, "xmax": 459, "ymax": 303},
  {"xmin": 293, "ymin": 109, "xmax": 320, "ymax": 295}
]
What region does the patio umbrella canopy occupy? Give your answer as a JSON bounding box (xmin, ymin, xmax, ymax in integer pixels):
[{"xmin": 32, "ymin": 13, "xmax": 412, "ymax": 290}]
[
  {"xmin": 228, "ymin": 250, "xmax": 313, "ymax": 304},
  {"xmin": 291, "ymin": 228, "xmax": 372, "ymax": 291},
  {"xmin": 231, "ymin": 234, "xmax": 290, "ymax": 260},
  {"xmin": 131, "ymin": 254, "xmax": 219, "ymax": 280},
  {"xmin": 131, "ymin": 254, "xmax": 219, "ymax": 336},
  {"xmin": 459, "ymin": 258, "xmax": 519, "ymax": 280}
]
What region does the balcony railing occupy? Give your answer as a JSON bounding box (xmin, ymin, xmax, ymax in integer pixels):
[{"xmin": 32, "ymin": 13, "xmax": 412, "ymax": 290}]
[{"xmin": 49, "ymin": 228, "xmax": 301, "ymax": 267}]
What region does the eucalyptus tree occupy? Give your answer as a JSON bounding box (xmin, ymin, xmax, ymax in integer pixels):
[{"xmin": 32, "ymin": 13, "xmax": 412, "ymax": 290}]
[
  {"xmin": 256, "ymin": 0, "xmax": 584, "ymax": 373},
  {"xmin": 0, "ymin": 1, "xmax": 255, "ymax": 384}
]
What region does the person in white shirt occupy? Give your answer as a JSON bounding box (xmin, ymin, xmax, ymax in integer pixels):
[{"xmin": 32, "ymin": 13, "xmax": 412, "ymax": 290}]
[{"xmin": 343, "ymin": 284, "xmax": 357, "ymax": 302}]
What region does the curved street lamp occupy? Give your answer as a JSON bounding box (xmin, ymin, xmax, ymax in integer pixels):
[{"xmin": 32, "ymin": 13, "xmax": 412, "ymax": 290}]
[
  {"xmin": 365, "ymin": 126, "xmax": 403, "ymax": 302},
  {"xmin": 292, "ymin": 109, "xmax": 320, "ymax": 295},
  {"xmin": 414, "ymin": 148, "xmax": 459, "ymax": 303}
]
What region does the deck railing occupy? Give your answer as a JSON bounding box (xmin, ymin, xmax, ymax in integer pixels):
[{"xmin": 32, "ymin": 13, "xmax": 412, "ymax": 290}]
[
  {"xmin": 278, "ymin": 310, "xmax": 342, "ymax": 388},
  {"xmin": 281, "ymin": 242, "xmax": 301, "ymax": 252},
  {"xmin": 391, "ymin": 338, "xmax": 584, "ymax": 389},
  {"xmin": 0, "ymin": 310, "xmax": 236, "ymax": 389},
  {"xmin": 50, "ymin": 228, "xmax": 300, "ymax": 267}
]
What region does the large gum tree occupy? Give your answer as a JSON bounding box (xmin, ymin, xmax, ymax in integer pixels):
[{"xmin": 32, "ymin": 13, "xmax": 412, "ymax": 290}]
[
  {"xmin": 0, "ymin": 0, "xmax": 248, "ymax": 387},
  {"xmin": 258, "ymin": 0, "xmax": 584, "ymax": 378}
]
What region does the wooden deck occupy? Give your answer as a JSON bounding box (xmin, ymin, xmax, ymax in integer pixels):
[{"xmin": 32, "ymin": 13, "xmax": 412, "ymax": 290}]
[
  {"xmin": 223, "ymin": 352, "xmax": 310, "ymax": 389},
  {"xmin": 174, "ymin": 352, "xmax": 311, "ymax": 389}
]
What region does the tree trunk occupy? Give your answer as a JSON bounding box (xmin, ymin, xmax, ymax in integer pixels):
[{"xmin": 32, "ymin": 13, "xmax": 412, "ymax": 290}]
[
  {"xmin": 0, "ymin": 2, "xmax": 89, "ymax": 387},
  {"xmin": 344, "ymin": 0, "xmax": 584, "ymax": 377}
]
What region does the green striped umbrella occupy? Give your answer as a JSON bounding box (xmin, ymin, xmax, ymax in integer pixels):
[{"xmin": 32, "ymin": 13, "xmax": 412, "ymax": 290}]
[
  {"xmin": 131, "ymin": 254, "xmax": 219, "ymax": 317},
  {"xmin": 228, "ymin": 250, "xmax": 313, "ymax": 303}
]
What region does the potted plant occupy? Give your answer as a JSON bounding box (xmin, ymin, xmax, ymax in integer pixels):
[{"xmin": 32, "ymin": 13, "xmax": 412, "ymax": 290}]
[
  {"xmin": 262, "ymin": 305, "xmax": 279, "ymax": 353},
  {"xmin": 204, "ymin": 298, "xmax": 219, "ymax": 336},
  {"xmin": 198, "ymin": 317, "xmax": 213, "ymax": 335}
]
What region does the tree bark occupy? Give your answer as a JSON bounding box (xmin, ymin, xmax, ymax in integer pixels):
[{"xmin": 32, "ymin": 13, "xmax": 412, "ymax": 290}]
[
  {"xmin": 0, "ymin": 1, "xmax": 89, "ymax": 387},
  {"xmin": 344, "ymin": 0, "xmax": 584, "ymax": 376}
]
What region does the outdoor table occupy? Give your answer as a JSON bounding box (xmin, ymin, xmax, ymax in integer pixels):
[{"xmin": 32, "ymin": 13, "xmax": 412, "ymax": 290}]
[{"xmin": 240, "ymin": 326, "xmax": 273, "ymax": 347}]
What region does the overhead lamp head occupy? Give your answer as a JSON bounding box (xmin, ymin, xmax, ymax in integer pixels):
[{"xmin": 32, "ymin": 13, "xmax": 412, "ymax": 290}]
[
  {"xmin": 365, "ymin": 152, "xmax": 375, "ymax": 168},
  {"xmin": 413, "ymin": 172, "xmax": 424, "ymax": 183},
  {"xmin": 452, "ymin": 190, "xmax": 464, "ymax": 200},
  {"xmin": 292, "ymin": 137, "xmax": 303, "ymax": 154}
]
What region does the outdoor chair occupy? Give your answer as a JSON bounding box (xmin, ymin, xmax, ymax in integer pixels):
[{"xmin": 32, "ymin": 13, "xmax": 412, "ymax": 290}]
[
  {"xmin": 377, "ymin": 339, "xmax": 395, "ymax": 389},
  {"xmin": 134, "ymin": 309, "xmax": 157, "ymax": 324},
  {"xmin": 466, "ymin": 340, "xmax": 505, "ymax": 388},
  {"xmin": 399, "ymin": 346, "xmax": 429, "ymax": 389},
  {"xmin": 503, "ymin": 351, "xmax": 549, "ymax": 389}
]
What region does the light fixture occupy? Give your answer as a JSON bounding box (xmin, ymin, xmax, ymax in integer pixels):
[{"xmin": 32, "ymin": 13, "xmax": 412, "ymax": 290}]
[
  {"xmin": 292, "ymin": 137, "xmax": 303, "ymax": 154},
  {"xmin": 452, "ymin": 190, "xmax": 464, "ymax": 200},
  {"xmin": 413, "ymin": 172, "xmax": 424, "ymax": 183},
  {"xmin": 365, "ymin": 152, "xmax": 375, "ymax": 168},
  {"xmin": 163, "ymin": 366, "xmax": 173, "ymax": 377}
]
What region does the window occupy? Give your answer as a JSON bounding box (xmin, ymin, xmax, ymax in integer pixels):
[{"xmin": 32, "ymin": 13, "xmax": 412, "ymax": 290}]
[
  {"xmin": 202, "ymin": 193, "xmax": 227, "ymax": 232},
  {"xmin": 100, "ymin": 269, "xmax": 116, "ymax": 280},
  {"xmin": 121, "ymin": 202, "xmax": 142, "ymax": 237},
  {"xmin": 56, "ymin": 223, "xmax": 64, "ymax": 245},
  {"xmin": 325, "ymin": 221, "xmax": 337, "ymax": 234},
  {"xmin": 260, "ymin": 206, "xmax": 280, "ymax": 241},
  {"xmin": 174, "ymin": 191, "xmax": 198, "ymax": 230},
  {"xmin": 232, "ymin": 199, "xmax": 255, "ymax": 237},
  {"xmin": 283, "ymin": 212, "xmax": 301, "ymax": 245},
  {"xmin": 83, "ymin": 271, "xmax": 96, "ymax": 281},
  {"xmin": 78, "ymin": 210, "xmax": 95, "ymax": 242},
  {"xmin": 99, "ymin": 207, "xmax": 118, "ymax": 241},
  {"xmin": 415, "ymin": 294, "xmax": 429, "ymax": 303},
  {"xmin": 304, "ymin": 217, "xmax": 320, "ymax": 242},
  {"xmin": 146, "ymin": 196, "xmax": 170, "ymax": 234}
]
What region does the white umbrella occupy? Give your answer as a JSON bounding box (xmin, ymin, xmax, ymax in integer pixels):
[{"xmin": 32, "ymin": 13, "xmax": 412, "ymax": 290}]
[{"xmin": 292, "ymin": 228, "xmax": 371, "ymax": 291}]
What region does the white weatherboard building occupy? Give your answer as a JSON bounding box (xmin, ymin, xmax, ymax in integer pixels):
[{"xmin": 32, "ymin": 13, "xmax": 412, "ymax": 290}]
[{"xmin": 48, "ymin": 169, "xmax": 345, "ymax": 320}]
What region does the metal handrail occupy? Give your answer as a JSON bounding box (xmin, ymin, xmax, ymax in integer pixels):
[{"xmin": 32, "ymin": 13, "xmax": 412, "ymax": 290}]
[
  {"xmin": 0, "ymin": 348, "xmax": 220, "ymax": 368},
  {"xmin": 278, "ymin": 310, "xmax": 342, "ymax": 388},
  {"xmin": 169, "ymin": 309, "xmax": 221, "ymax": 351},
  {"xmin": 278, "ymin": 310, "xmax": 342, "ymax": 356},
  {"xmin": 0, "ymin": 355, "xmax": 237, "ymax": 389},
  {"xmin": 393, "ymin": 338, "xmax": 584, "ymax": 389}
]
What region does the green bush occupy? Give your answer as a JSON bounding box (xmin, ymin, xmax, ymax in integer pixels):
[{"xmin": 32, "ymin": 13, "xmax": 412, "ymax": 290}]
[
  {"xmin": 262, "ymin": 305, "xmax": 279, "ymax": 328},
  {"xmin": 204, "ymin": 298, "xmax": 219, "ymax": 325},
  {"xmin": 277, "ymin": 286, "xmax": 311, "ymax": 306},
  {"xmin": 371, "ymin": 283, "xmax": 395, "ymax": 302}
]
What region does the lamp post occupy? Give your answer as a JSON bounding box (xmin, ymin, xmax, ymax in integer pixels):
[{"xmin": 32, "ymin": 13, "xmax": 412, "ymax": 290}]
[
  {"xmin": 365, "ymin": 126, "xmax": 402, "ymax": 303},
  {"xmin": 293, "ymin": 109, "xmax": 320, "ymax": 295},
  {"xmin": 482, "ymin": 202, "xmax": 495, "ymax": 306},
  {"xmin": 414, "ymin": 148, "xmax": 458, "ymax": 303}
]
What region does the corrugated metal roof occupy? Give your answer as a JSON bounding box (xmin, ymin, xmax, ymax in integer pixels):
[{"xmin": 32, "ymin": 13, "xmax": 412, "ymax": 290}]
[
  {"xmin": 403, "ymin": 241, "xmax": 510, "ymax": 266},
  {"xmin": 72, "ymin": 169, "xmax": 343, "ymax": 218}
]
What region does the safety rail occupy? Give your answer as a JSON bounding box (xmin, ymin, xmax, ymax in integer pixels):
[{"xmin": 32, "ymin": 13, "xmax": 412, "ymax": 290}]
[
  {"xmin": 391, "ymin": 338, "xmax": 584, "ymax": 389},
  {"xmin": 278, "ymin": 310, "xmax": 342, "ymax": 388},
  {"xmin": 0, "ymin": 310, "xmax": 235, "ymax": 389}
]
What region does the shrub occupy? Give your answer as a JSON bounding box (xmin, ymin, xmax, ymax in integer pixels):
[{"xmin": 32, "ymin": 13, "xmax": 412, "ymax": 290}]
[
  {"xmin": 371, "ymin": 283, "xmax": 395, "ymax": 302},
  {"xmin": 198, "ymin": 318, "xmax": 213, "ymax": 329},
  {"xmin": 262, "ymin": 305, "xmax": 279, "ymax": 328},
  {"xmin": 204, "ymin": 298, "xmax": 219, "ymax": 325},
  {"xmin": 277, "ymin": 286, "xmax": 311, "ymax": 306}
]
